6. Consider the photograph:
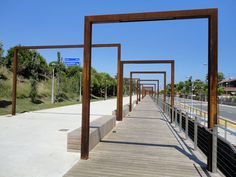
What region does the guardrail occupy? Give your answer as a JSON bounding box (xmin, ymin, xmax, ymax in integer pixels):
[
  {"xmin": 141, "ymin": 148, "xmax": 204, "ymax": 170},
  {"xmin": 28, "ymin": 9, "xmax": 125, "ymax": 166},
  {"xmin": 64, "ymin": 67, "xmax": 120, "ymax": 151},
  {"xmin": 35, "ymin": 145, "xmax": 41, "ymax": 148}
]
[
  {"xmin": 175, "ymin": 100, "xmax": 236, "ymax": 130},
  {"xmin": 153, "ymin": 97, "xmax": 236, "ymax": 177},
  {"xmin": 163, "ymin": 97, "xmax": 236, "ymax": 143}
]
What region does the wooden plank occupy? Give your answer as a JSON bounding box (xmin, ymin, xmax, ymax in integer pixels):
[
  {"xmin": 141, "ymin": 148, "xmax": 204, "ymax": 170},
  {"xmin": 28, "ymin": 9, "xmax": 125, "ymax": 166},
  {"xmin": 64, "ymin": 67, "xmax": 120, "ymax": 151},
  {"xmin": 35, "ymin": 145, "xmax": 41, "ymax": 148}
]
[{"xmin": 64, "ymin": 96, "xmax": 221, "ymax": 177}]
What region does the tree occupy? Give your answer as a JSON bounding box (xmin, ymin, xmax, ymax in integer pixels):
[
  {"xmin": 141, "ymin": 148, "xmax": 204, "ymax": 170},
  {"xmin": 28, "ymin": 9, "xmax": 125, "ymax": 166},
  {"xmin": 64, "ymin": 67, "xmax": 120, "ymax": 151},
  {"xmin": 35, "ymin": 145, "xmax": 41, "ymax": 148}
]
[
  {"xmin": 53, "ymin": 52, "xmax": 68, "ymax": 102},
  {"xmin": 218, "ymin": 72, "xmax": 225, "ymax": 82},
  {"xmin": 193, "ymin": 79, "xmax": 206, "ymax": 99},
  {"xmin": 4, "ymin": 47, "xmax": 49, "ymax": 80},
  {"xmin": 0, "ymin": 41, "xmax": 4, "ymax": 66},
  {"xmin": 205, "ymin": 72, "xmax": 225, "ymax": 83},
  {"xmin": 176, "ymin": 81, "xmax": 184, "ymax": 95},
  {"xmin": 218, "ymin": 86, "xmax": 224, "ymax": 95},
  {"xmin": 29, "ymin": 52, "xmax": 40, "ymax": 103}
]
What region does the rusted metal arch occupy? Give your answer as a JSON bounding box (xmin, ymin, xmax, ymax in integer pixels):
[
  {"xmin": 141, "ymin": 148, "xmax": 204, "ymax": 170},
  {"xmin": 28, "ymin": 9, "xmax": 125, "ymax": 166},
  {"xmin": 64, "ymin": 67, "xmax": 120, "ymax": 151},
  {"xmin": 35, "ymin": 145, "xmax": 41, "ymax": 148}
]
[
  {"xmin": 138, "ymin": 79, "xmax": 159, "ymax": 101},
  {"xmin": 133, "ymin": 78, "xmax": 159, "ymax": 104},
  {"xmin": 82, "ymin": 9, "xmax": 218, "ymax": 171},
  {"xmin": 140, "ymin": 84, "xmax": 156, "ymax": 99},
  {"xmin": 128, "ymin": 71, "xmax": 168, "ymax": 112},
  {"xmin": 136, "ymin": 79, "xmax": 160, "ymax": 102},
  {"xmin": 138, "ymin": 83, "xmax": 157, "ymax": 104},
  {"xmin": 11, "ymin": 43, "xmax": 121, "ymax": 116},
  {"xmin": 142, "ymin": 86, "xmax": 154, "ymax": 98}
]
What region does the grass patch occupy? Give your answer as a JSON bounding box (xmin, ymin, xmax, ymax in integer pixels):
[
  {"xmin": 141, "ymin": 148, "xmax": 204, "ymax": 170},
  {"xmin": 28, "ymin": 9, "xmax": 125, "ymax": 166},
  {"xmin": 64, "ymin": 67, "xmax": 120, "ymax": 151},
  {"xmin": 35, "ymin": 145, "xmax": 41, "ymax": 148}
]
[{"xmin": 0, "ymin": 97, "xmax": 80, "ymax": 115}]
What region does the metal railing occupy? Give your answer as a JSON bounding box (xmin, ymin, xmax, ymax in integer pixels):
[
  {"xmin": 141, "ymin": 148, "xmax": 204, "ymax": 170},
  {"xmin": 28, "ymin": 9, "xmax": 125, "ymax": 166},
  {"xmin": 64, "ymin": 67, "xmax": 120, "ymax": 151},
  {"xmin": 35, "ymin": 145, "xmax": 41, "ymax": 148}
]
[
  {"xmin": 154, "ymin": 97, "xmax": 236, "ymax": 177},
  {"xmin": 164, "ymin": 97, "xmax": 236, "ymax": 144}
]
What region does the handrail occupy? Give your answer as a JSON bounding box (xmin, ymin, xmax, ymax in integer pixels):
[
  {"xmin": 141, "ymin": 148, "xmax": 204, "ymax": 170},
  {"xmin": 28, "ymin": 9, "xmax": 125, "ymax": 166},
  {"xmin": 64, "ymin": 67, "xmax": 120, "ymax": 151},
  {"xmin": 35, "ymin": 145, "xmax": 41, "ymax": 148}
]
[
  {"xmin": 167, "ymin": 97, "xmax": 236, "ymax": 131},
  {"xmin": 156, "ymin": 96, "xmax": 236, "ymax": 143}
]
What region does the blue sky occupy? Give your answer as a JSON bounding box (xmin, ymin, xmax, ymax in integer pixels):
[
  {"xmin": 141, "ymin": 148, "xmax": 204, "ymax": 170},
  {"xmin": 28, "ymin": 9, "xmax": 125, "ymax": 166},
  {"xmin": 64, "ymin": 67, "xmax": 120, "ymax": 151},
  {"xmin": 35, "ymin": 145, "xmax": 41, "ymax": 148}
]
[{"xmin": 1, "ymin": 0, "xmax": 236, "ymax": 88}]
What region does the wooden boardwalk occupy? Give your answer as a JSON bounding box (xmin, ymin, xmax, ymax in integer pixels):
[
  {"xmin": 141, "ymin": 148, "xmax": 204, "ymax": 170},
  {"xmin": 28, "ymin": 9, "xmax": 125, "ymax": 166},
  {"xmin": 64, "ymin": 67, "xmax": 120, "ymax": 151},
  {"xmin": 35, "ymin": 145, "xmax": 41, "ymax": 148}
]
[{"xmin": 64, "ymin": 96, "xmax": 221, "ymax": 177}]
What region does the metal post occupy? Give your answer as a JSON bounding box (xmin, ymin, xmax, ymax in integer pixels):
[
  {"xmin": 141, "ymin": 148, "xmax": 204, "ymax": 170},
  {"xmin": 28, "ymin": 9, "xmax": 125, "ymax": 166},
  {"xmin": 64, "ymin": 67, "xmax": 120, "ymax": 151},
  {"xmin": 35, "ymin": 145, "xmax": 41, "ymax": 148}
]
[
  {"xmin": 129, "ymin": 72, "xmax": 132, "ymax": 111},
  {"xmin": 212, "ymin": 126, "xmax": 218, "ymax": 173},
  {"xmin": 117, "ymin": 58, "xmax": 123, "ymax": 121},
  {"xmin": 224, "ymin": 121, "xmax": 227, "ymax": 140},
  {"xmin": 164, "ymin": 72, "xmax": 167, "ymax": 112},
  {"xmin": 165, "ymin": 102, "xmax": 167, "ymax": 113},
  {"xmin": 172, "ymin": 106, "xmax": 174, "ymax": 124},
  {"xmin": 168, "ymin": 104, "xmax": 170, "ymax": 118},
  {"xmin": 138, "ymin": 82, "xmax": 141, "ymax": 101},
  {"xmin": 81, "ymin": 18, "xmax": 92, "ymax": 160},
  {"xmin": 12, "ymin": 48, "xmax": 18, "ymax": 115},
  {"xmin": 175, "ymin": 108, "xmax": 178, "ymax": 127},
  {"xmin": 136, "ymin": 79, "xmax": 139, "ymax": 104},
  {"xmin": 51, "ymin": 68, "xmax": 55, "ymax": 104},
  {"xmin": 179, "ymin": 109, "xmax": 182, "ymax": 132},
  {"xmin": 207, "ymin": 10, "xmax": 218, "ymax": 172},
  {"xmin": 171, "ymin": 61, "xmax": 175, "ymax": 118},
  {"xmin": 194, "ymin": 116, "xmax": 198, "ymax": 150},
  {"xmin": 190, "ymin": 105, "xmax": 192, "ymax": 118},
  {"xmin": 185, "ymin": 112, "xmax": 189, "ymax": 140},
  {"xmin": 79, "ymin": 72, "xmax": 82, "ymax": 102}
]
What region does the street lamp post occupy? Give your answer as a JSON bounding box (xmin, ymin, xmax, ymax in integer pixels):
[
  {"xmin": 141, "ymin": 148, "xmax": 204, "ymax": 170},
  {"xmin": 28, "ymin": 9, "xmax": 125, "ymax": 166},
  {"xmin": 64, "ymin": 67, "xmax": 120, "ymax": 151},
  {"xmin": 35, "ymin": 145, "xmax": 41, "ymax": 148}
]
[
  {"xmin": 203, "ymin": 63, "xmax": 207, "ymax": 102},
  {"xmin": 186, "ymin": 76, "xmax": 193, "ymax": 117},
  {"xmin": 51, "ymin": 64, "xmax": 56, "ymax": 104}
]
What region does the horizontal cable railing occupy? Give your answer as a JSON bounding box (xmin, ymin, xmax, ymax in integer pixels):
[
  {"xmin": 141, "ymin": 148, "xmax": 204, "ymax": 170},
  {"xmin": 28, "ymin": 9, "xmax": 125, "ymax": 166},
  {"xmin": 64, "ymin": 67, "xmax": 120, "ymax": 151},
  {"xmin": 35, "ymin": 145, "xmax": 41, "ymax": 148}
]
[
  {"xmin": 152, "ymin": 96, "xmax": 236, "ymax": 177},
  {"xmin": 165, "ymin": 97, "xmax": 236, "ymax": 144}
]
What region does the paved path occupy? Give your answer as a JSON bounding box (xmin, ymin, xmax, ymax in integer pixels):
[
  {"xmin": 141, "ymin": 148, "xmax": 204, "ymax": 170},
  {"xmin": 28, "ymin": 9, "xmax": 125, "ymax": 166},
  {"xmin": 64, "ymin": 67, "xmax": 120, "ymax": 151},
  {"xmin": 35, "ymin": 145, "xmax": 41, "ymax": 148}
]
[
  {"xmin": 0, "ymin": 96, "xmax": 133, "ymax": 177},
  {"xmin": 63, "ymin": 96, "xmax": 221, "ymax": 177}
]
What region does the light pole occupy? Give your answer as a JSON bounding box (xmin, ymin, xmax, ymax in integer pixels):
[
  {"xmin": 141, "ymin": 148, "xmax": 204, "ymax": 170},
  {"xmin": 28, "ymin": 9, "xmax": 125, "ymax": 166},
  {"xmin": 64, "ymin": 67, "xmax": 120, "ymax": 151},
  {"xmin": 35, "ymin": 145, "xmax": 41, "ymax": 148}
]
[
  {"xmin": 51, "ymin": 63, "xmax": 56, "ymax": 104},
  {"xmin": 186, "ymin": 76, "xmax": 193, "ymax": 117},
  {"xmin": 79, "ymin": 72, "xmax": 82, "ymax": 102},
  {"xmin": 203, "ymin": 63, "xmax": 207, "ymax": 102}
]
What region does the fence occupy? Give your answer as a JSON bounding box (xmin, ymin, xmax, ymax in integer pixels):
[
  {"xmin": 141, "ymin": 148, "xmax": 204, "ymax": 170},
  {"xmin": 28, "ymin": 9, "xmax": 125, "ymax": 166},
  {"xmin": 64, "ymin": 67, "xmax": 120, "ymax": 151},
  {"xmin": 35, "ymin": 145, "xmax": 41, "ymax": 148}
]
[
  {"xmin": 155, "ymin": 97, "xmax": 236, "ymax": 177},
  {"xmin": 168, "ymin": 97, "xmax": 236, "ymax": 144}
]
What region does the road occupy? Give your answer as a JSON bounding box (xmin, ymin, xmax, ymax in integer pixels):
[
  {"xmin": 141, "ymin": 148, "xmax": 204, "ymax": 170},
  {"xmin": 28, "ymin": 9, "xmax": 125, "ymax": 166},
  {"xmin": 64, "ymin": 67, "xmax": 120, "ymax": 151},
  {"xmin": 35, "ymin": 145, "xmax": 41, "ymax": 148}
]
[
  {"xmin": 174, "ymin": 97, "xmax": 236, "ymax": 122},
  {"xmin": 0, "ymin": 96, "xmax": 135, "ymax": 177}
]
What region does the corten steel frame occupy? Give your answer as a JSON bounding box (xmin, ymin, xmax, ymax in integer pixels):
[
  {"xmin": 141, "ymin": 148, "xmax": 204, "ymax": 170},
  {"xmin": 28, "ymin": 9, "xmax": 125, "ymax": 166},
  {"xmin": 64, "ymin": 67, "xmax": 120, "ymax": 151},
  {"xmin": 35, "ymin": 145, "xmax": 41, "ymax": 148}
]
[
  {"xmin": 143, "ymin": 86, "xmax": 154, "ymax": 97},
  {"xmin": 11, "ymin": 43, "xmax": 121, "ymax": 116},
  {"xmin": 140, "ymin": 79, "xmax": 159, "ymax": 97},
  {"xmin": 139, "ymin": 84, "xmax": 156, "ymax": 101},
  {"xmin": 137, "ymin": 80, "xmax": 159, "ymax": 104},
  {"xmin": 131, "ymin": 73, "xmax": 159, "ymax": 105},
  {"xmin": 137, "ymin": 79, "xmax": 159, "ymax": 102},
  {"xmin": 82, "ymin": 9, "xmax": 218, "ymax": 171},
  {"xmin": 140, "ymin": 84, "xmax": 156, "ymax": 99},
  {"xmin": 129, "ymin": 70, "xmax": 168, "ymax": 112}
]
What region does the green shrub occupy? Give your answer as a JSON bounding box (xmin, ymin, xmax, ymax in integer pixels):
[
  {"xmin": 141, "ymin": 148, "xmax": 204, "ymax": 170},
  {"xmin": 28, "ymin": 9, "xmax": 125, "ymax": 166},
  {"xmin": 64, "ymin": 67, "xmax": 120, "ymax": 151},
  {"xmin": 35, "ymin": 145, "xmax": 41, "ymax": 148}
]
[
  {"xmin": 55, "ymin": 92, "xmax": 68, "ymax": 102},
  {"xmin": 0, "ymin": 79, "xmax": 12, "ymax": 98},
  {"xmin": 16, "ymin": 79, "xmax": 30, "ymax": 99},
  {"xmin": 37, "ymin": 79, "xmax": 51, "ymax": 98}
]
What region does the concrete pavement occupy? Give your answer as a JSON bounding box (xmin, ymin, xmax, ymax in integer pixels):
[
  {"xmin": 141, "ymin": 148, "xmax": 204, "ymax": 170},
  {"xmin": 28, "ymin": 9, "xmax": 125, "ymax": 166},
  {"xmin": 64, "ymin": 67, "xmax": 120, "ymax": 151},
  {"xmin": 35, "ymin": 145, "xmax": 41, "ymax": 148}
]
[{"xmin": 0, "ymin": 96, "xmax": 135, "ymax": 177}]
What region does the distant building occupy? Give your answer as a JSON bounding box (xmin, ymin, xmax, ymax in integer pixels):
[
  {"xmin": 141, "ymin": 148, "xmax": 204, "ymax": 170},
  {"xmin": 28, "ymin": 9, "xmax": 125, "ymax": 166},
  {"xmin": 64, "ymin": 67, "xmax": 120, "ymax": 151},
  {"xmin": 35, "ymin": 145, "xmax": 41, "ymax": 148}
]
[{"xmin": 218, "ymin": 78, "xmax": 236, "ymax": 96}]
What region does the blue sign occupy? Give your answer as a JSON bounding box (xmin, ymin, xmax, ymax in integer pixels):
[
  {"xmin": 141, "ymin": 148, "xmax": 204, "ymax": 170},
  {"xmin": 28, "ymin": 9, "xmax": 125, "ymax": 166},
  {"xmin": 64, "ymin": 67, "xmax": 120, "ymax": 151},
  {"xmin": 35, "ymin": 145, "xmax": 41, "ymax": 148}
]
[{"xmin": 63, "ymin": 58, "xmax": 80, "ymax": 67}]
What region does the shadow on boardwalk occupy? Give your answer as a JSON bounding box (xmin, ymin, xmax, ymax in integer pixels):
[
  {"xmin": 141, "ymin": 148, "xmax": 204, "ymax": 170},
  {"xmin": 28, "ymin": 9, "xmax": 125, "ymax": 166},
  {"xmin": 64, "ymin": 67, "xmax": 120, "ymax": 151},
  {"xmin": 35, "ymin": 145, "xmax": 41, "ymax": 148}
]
[{"xmin": 63, "ymin": 96, "xmax": 222, "ymax": 177}]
